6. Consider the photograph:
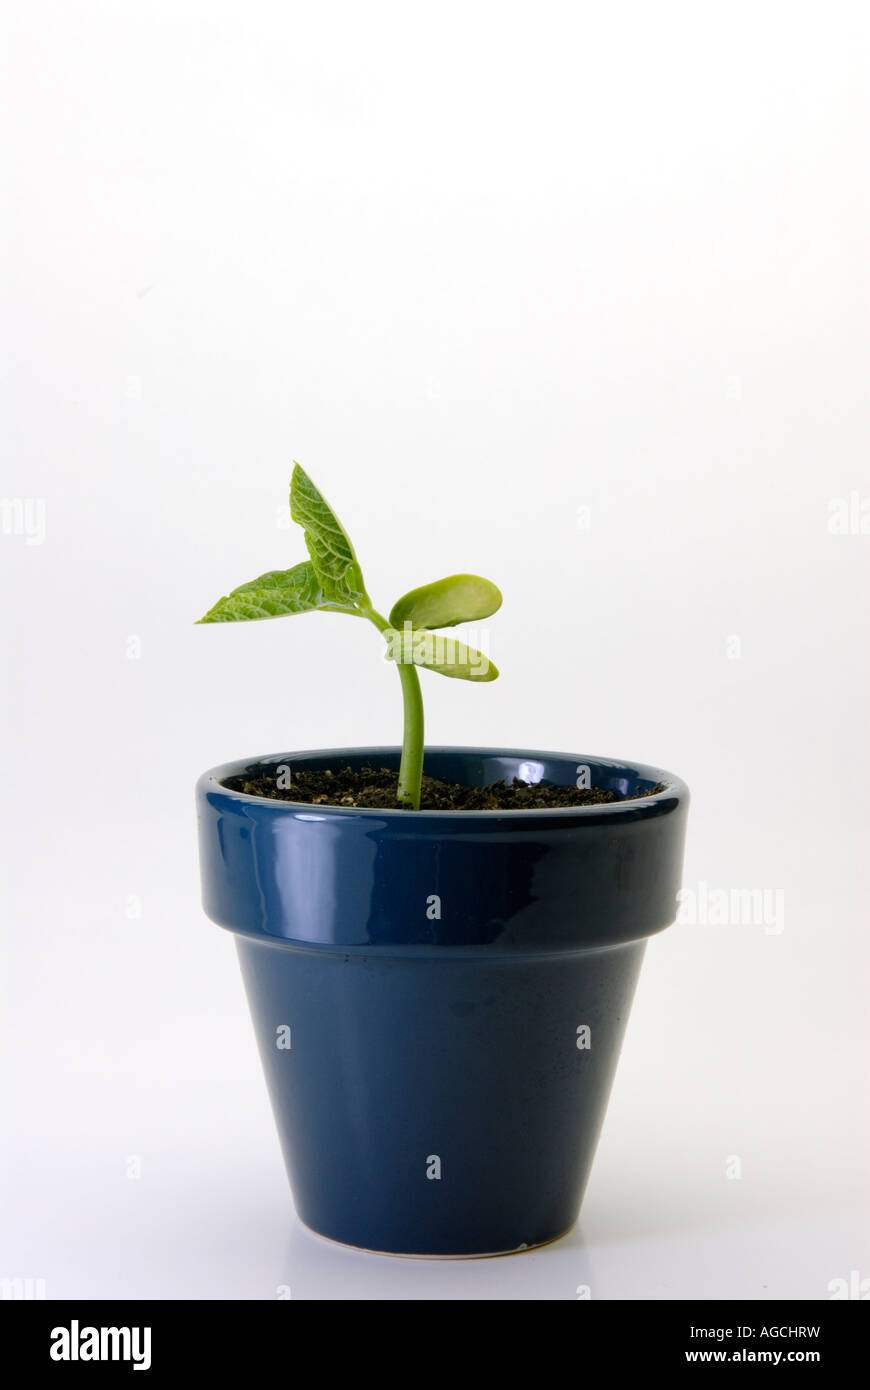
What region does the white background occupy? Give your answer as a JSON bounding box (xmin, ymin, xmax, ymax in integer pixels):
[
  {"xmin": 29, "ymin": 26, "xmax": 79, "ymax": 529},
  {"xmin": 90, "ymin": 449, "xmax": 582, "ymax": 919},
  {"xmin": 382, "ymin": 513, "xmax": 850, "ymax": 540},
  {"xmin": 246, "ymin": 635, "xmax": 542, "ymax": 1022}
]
[{"xmin": 1, "ymin": 0, "xmax": 867, "ymax": 1300}]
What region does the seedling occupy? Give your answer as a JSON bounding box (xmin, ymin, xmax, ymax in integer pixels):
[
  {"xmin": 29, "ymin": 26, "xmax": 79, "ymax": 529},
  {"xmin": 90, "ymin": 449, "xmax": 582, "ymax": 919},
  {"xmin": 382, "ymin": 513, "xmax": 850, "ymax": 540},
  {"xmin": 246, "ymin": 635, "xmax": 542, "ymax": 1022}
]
[{"xmin": 197, "ymin": 465, "xmax": 501, "ymax": 809}]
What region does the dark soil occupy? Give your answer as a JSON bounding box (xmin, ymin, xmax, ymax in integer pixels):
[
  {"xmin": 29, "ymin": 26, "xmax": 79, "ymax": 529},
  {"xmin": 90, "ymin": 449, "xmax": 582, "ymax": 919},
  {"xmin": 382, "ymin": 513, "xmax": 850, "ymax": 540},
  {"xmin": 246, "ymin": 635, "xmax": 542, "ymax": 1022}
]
[{"xmin": 222, "ymin": 764, "xmax": 665, "ymax": 810}]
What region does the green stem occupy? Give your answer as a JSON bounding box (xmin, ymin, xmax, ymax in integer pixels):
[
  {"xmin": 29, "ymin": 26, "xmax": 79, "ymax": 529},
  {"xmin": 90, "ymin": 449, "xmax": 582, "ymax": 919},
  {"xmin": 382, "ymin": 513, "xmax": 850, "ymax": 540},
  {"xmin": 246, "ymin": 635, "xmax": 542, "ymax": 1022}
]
[
  {"xmin": 362, "ymin": 605, "xmax": 425, "ymax": 810},
  {"xmin": 394, "ymin": 659, "xmax": 424, "ymax": 809}
]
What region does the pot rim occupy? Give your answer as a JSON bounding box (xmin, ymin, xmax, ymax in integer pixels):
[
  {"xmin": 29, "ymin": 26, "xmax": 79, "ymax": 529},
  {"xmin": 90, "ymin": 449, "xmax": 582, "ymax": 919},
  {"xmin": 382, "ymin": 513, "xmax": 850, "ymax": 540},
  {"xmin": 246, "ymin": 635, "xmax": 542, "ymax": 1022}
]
[{"xmin": 198, "ymin": 745, "xmax": 689, "ymax": 825}]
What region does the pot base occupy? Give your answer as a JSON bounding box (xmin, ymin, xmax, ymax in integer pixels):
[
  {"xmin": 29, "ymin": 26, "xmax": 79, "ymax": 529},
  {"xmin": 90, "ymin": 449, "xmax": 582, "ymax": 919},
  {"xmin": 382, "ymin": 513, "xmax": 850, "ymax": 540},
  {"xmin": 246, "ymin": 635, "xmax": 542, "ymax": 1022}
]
[
  {"xmin": 298, "ymin": 1217, "xmax": 575, "ymax": 1260},
  {"xmin": 239, "ymin": 938, "xmax": 646, "ymax": 1260}
]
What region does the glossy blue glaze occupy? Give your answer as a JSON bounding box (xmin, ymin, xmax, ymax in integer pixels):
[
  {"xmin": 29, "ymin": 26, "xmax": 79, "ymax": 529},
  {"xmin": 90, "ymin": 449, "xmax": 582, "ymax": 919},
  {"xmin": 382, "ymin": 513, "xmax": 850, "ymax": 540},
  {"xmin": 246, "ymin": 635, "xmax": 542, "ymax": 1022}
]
[{"xmin": 197, "ymin": 747, "xmax": 689, "ymax": 1256}]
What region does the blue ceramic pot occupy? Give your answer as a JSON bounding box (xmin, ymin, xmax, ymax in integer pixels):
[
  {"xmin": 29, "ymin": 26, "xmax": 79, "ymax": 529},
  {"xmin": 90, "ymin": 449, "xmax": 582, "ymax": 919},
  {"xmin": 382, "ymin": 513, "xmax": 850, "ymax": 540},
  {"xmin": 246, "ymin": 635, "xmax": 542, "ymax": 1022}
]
[{"xmin": 197, "ymin": 747, "xmax": 689, "ymax": 1257}]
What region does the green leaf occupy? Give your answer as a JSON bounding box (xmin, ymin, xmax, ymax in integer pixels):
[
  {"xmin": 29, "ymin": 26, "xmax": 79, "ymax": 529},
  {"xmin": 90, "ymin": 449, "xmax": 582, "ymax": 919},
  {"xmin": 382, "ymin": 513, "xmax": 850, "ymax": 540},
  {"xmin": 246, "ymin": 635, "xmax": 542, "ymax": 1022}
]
[
  {"xmin": 197, "ymin": 561, "xmax": 356, "ymax": 623},
  {"xmin": 384, "ymin": 628, "xmax": 499, "ymax": 681},
  {"xmin": 290, "ymin": 463, "xmax": 368, "ymax": 607},
  {"xmin": 389, "ymin": 573, "xmax": 502, "ymax": 630}
]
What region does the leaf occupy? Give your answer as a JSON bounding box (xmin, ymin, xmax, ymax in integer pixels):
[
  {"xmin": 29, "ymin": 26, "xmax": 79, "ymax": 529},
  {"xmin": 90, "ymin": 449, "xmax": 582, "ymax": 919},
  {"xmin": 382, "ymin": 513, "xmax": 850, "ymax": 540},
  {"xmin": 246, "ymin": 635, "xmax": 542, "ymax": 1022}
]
[
  {"xmin": 290, "ymin": 463, "xmax": 368, "ymax": 607},
  {"xmin": 389, "ymin": 573, "xmax": 502, "ymax": 630},
  {"xmin": 384, "ymin": 628, "xmax": 499, "ymax": 681},
  {"xmin": 197, "ymin": 561, "xmax": 356, "ymax": 623}
]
